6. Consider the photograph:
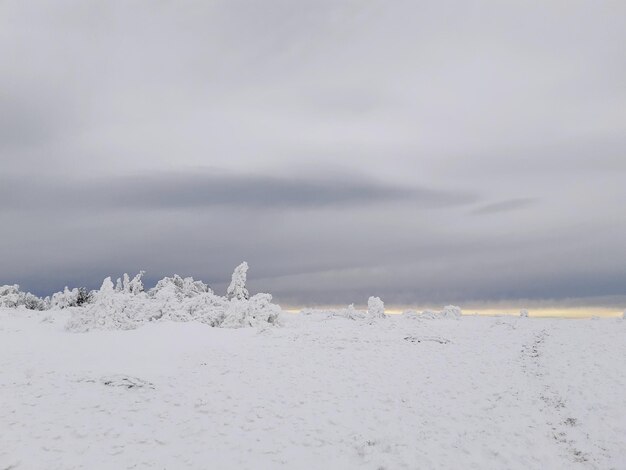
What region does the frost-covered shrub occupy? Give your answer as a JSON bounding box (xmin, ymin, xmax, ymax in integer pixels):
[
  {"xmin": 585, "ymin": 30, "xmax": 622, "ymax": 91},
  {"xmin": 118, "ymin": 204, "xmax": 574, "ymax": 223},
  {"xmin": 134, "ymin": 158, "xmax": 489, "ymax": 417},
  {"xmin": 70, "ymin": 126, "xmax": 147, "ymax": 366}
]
[
  {"xmin": 441, "ymin": 305, "xmax": 462, "ymax": 318},
  {"xmin": 149, "ymin": 274, "xmax": 211, "ymax": 300},
  {"xmin": 66, "ymin": 265, "xmax": 282, "ymax": 332},
  {"xmin": 520, "ymin": 309, "xmax": 529, "ymax": 318},
  {"xmin": 221, "ymin": 293, "xmax": 281, "ymax": 328},
  {"xmin": 121, "ymin": 271, "xmax": 145, "ymax": 294},
  {"xmin": 401, "ymin": 306, "xmax": 462, "ymax": 319},
  {"xmin": 66, "ymin": 277, "xmax": 152, "ymax": 332},
  {"xmin": 0, "ymin": 285, "xmax": 23, "ymax": 308},
  {"xmin": 184, "ymin": 292, "xmax": 229, "ymax": 325},
  {"xmin": 50, "ymin": 287, "xmax": 93, "ymax": 309},
  {"xmin": 401, "ymin": 310, "xmax": 421, "ymax": 319},
  {"xmin": 21, "ymin": 292, "xmax": 47, "ymax": 310},
  {"xmin": 0, "ymin": 285, "xmax": 46, "ymax": 310},
  {"xmin": 367, "ymin": 296, "xmax": 386, "ymax": 318},
  {"xmin": 300, "ymin": 304, "xmax": 366, "ymax": 320},
  {"xmin": 227, "ymin": 262, "xmax": 249, "ymax": 300}
]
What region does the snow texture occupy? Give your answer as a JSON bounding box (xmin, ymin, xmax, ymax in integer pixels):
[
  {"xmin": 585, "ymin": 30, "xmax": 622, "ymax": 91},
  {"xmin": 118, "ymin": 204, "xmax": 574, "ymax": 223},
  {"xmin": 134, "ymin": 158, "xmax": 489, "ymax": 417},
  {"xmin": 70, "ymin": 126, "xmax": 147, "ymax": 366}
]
[{"xmin": 1, "ymin": 310, "xmax": 624, "ymax": 469}]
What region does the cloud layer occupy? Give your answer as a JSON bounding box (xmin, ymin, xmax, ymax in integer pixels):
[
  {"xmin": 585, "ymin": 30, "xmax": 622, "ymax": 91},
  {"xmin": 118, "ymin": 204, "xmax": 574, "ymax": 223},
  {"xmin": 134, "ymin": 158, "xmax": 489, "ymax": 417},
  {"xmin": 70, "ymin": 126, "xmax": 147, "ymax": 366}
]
[{"xmin": 1, "ymin": 0, "xmax": 625, "ymax": 307}]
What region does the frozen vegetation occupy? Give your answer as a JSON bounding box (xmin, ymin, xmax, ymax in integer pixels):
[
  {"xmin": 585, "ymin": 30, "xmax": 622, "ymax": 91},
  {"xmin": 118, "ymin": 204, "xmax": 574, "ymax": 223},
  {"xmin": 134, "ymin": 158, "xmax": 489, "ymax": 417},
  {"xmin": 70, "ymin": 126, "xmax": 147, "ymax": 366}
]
[
  {"xmin": 0, "ymin": 263, "xmax": 282, "ymax": 332},
  {"xmin": 402, "ymin": 305, "xmax": 463, "ymax": 320}
]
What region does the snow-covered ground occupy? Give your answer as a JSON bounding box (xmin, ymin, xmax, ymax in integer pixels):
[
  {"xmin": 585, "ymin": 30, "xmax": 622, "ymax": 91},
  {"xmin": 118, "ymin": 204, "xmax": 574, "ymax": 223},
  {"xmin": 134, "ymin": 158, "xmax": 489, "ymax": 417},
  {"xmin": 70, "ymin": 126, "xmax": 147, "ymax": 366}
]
[{"xmin": 1, "ymin": 309, "xmax": 624, "ymax": 470}]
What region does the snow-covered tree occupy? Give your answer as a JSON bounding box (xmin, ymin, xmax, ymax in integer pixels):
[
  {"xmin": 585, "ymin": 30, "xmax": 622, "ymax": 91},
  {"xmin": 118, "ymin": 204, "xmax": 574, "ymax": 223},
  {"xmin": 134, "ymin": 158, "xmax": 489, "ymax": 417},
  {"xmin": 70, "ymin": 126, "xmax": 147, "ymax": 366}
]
[
  {"xmin": 367, "ymin": 296, "xmax": 386, "ymax": 318},
  {"xmin": 120, "ymin": 271, "xmax": 145, "ymax": 294},
  {"xmin": 520, "ymin": 309, "xmax": 529, "ymax": 318},
  {"xmin": 100, "ymin": 277, "xmax": 115, "ymax": 294},
  {"xmin": 227, "ymin": 262, "xmax": 249, "ymax": 300}
]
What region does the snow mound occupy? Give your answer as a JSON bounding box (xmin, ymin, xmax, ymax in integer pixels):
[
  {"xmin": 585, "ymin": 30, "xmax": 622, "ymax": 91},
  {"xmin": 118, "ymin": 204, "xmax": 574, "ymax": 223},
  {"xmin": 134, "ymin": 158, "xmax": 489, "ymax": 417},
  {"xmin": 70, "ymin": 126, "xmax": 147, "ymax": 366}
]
[{"xmin": 402, "ymin": 305, "xmax": 463, "ymax": 320}]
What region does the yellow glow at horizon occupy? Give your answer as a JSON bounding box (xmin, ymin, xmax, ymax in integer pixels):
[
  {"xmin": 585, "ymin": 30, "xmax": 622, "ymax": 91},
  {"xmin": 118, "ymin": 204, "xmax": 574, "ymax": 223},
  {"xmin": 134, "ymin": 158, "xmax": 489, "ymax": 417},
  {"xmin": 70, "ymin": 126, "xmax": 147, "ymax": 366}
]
[{"xmin": 282, "ymin": 307, "xmax": 623, "ymax": 318}]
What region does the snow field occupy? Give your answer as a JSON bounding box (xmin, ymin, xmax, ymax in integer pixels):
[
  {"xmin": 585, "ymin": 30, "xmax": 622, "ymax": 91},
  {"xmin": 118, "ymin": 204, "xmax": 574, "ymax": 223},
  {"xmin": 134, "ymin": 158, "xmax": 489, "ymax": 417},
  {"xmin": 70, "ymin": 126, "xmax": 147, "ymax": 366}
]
[{"xmin": 1, "ymin": 310, "xmax": 624, "ymax": 470}]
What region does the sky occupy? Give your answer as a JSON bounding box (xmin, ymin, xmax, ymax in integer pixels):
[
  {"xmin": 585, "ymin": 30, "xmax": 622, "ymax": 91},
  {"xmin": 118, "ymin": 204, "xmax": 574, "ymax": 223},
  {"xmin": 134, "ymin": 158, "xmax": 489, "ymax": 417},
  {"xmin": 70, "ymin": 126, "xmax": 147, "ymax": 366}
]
[{"xmin": 1, "ymin": 0, "xmax": 625, "ymax": 310}]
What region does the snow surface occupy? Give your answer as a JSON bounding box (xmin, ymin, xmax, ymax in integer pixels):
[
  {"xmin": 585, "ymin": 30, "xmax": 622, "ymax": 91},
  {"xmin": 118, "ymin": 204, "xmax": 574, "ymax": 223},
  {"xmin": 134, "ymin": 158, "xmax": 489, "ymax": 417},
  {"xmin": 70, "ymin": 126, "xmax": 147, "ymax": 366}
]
[{"xmin": 1, "ymin": 309, "xmax": 625, "ymax": 470}]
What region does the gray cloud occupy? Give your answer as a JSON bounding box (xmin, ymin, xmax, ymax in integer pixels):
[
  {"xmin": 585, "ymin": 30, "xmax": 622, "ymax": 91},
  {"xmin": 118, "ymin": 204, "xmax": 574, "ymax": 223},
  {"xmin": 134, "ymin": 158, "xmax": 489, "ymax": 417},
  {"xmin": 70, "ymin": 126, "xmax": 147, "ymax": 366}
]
[
  {"xmin": 0, "ymin": 171, "xmax": 475, "ymax": 212},
  {"xmin": 1, "ymin": 0, "xmax": 625, "ymax": 308},
  {"xmin": 472, "ymin": 198, "xmax": 536, "ymax": 215}
]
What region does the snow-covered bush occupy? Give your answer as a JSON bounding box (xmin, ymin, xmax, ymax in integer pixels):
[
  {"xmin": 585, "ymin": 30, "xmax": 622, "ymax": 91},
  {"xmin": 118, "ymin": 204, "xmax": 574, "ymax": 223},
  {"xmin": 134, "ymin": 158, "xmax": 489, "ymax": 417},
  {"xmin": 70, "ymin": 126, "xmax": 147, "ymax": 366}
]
[
  {"xmin": 0, "ymin": 285, "xmax": 21, "ymax": 308},
  {"xmin": 441, "ymin": 305, "xmax": 462, "ymax": 318},
  {"xmin": 221, "ymin": 293, "xmax": 281, "ymax": 328},
  {"xmin": 66, "ymin": 265, "xmax": 282, "ymax": 332},
  {"xmin": 367, "ymin": 296, "xmax": 386, "ymax": 318},
  {"xmin": 50, "ymin": 287, "xmax": 93, "ymax": 309},
  {"xmin": 401, "ymin": 310, "xmax": 421, "ymax": 319},
  {"xmin": 115, "ymin": 271, "xmax": 145, "ymax": 294},
  {"xmin": 520, "ymin": 309, "xmax": 529, "ymax": 318},
  {"xmin": 66, "ymin": 277, "xmax": 152, "ymax": 332},
  {"xmin": 22, "ymin": 292, "xmax": 47, "ymax": 310},
  {"xmin": 300, "ymin": 304, "xmax": 369, "ymax": 321},
  {"xmin": 402, "ymin": 305, "xmax": 462, "ymax": 319},
  {"xmin": 149, "ymin": 274, "xmax": 212, "ymax": 300},
  {"xmin": 0, "ymin": 285, "xmax": 46, "ymax": 310},
  {"xmin": 227, "ymin": 262, "xmax": 249, "ymax": 300}
]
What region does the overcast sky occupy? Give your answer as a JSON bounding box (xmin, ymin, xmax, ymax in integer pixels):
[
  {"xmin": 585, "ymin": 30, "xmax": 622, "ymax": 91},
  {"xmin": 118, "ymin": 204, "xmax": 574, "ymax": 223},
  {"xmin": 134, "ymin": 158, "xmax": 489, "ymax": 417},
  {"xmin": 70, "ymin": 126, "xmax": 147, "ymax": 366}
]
[{"xmin": 1, "ymin": 0, "xmax": 625, "ymax": 308}]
